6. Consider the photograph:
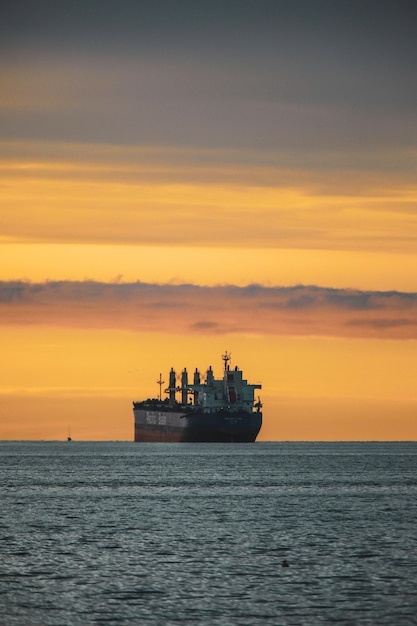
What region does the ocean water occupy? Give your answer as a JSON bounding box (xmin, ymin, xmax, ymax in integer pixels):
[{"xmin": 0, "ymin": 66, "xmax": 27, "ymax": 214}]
[{"xmin": 0, "ymin": 442, "xmax": 416, "ymax": 625}]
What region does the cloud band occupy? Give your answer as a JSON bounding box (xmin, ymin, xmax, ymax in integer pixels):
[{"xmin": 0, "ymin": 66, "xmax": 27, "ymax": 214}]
[{"xmin": 1, "ymin": 280, "xmax": 416, "ymax": 339}]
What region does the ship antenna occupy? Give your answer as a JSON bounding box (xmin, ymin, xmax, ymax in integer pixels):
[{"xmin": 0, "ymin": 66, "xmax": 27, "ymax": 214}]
[
  {"xmin": 222, "ymin": 351, "xmax": 231, "ymax": 371},
  {"xmin": 156, "ymin": 373, "xmax": 165, "ymax": 401}
]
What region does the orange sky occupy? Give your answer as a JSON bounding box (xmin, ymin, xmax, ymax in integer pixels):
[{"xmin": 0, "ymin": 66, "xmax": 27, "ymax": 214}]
[
  {"xmin": 1, "ymin": 3, "xmax": 416, "ymax": 440},
  {"xmin": 1, "ymin": 144, "xmax": 416, "ymax": 441}
]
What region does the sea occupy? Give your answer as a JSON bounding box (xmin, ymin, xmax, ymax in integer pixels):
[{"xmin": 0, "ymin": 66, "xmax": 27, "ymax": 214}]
[{"xmin": 0, "ymin": 442, "xmax": 416, "ymax": 626}]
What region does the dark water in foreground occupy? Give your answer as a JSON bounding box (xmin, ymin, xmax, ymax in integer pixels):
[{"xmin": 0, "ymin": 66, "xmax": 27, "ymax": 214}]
[{"xmin": 1, "ymin": 442, "xmax": 416, "ymax": 625}]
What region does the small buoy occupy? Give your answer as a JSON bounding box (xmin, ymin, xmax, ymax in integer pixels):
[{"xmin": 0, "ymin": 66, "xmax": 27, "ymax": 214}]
[{"xmin": 281, "ymin": 559, "xmax": 289, "ymax": 567}]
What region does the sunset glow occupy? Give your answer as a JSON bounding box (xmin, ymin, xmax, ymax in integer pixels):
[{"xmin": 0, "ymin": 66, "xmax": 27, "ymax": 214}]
[{"xmin": 1, "ymin": 2, "xmax": 416, "ymax": 440}]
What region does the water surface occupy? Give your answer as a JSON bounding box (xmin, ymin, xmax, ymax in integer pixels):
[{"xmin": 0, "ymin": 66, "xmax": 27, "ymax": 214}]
[{"xmin": 1, "ymin": 442, "xmax": 416, "ymax": 624}]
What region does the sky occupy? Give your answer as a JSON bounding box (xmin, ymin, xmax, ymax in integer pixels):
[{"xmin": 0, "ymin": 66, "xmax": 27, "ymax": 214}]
[{"xmin": 1, "ymin": 0, "xmax": 416, "ymax": 440}]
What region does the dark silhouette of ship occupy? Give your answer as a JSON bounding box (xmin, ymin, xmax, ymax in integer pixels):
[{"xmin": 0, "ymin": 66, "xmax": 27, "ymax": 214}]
[{"xmin": 133, "ymin": 352, "xmax": 262, "ymax": 442}]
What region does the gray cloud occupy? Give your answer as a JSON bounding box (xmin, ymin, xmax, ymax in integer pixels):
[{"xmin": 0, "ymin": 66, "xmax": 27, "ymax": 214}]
[
  {"xmin": 1, "ymin": 1, "xmax": 415, "ymax": 152},
  {"xmin": 347, "ymin": 318, "xmax": 416, "ymax": 329},
  {"xmin": 1, "ymin": 280, "xmax": 416, "ymax": 308},
  {"xmin": 1, "ymin": 280, "xmax": 416, "ymax": 338}
]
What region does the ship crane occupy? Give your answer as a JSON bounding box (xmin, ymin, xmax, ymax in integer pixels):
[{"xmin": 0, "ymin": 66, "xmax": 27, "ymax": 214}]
[{"xmin": 156, "ymin": 373, "xmax": 165, "ymax": 401}]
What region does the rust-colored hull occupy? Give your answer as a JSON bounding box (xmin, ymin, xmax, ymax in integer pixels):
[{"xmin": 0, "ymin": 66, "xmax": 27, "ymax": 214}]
[{"xmin": 134, "ymin": 425, "xmax": 184, "ymax": 443}]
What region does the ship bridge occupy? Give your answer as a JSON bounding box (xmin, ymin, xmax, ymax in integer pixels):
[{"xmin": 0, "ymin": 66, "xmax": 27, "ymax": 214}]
[{"xmin": 187, "ymin": 353, "xmax": 262, "ymax": 413}]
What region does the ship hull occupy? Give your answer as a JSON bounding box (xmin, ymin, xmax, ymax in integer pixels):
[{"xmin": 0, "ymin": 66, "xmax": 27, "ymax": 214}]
[{"xmin": 134, "ymin": 407, "xmax": 262, "ymax": 443}]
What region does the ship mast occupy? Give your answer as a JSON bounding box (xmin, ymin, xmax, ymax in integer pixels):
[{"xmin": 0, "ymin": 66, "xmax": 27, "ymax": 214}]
[
  {"xmin": 156, "ymin": 373, "xmax": 165, "ymax": 401},
  {"xmin": 222, "ymin": 351, "xmax": 231, "ymax": 371}
]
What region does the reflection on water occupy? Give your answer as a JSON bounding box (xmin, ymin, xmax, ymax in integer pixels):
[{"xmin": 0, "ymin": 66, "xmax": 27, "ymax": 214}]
[{"xmin": 1, "ymin": 442, "xmax": 417, "ymax": 625}]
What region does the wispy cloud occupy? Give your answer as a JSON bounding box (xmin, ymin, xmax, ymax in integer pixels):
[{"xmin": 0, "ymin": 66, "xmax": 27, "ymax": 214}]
[
  {"xmin": 1, "ymin": 142, "xmax": 416, "ymax": 253},
  {"xmin": 1, "ymin": 280, "xmax": 416, "ymax": 339}
]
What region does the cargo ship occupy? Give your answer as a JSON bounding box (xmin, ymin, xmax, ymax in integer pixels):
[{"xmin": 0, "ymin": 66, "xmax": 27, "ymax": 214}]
[{"xmin": 133, "ymin": 352, "xmax": 262, "ymax": 442}]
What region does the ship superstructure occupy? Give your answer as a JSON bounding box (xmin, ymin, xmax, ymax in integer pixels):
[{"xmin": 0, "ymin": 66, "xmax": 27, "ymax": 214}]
[{"xmin": 133, "ymin": 352, "xmax": 262, "ymax": 442}]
